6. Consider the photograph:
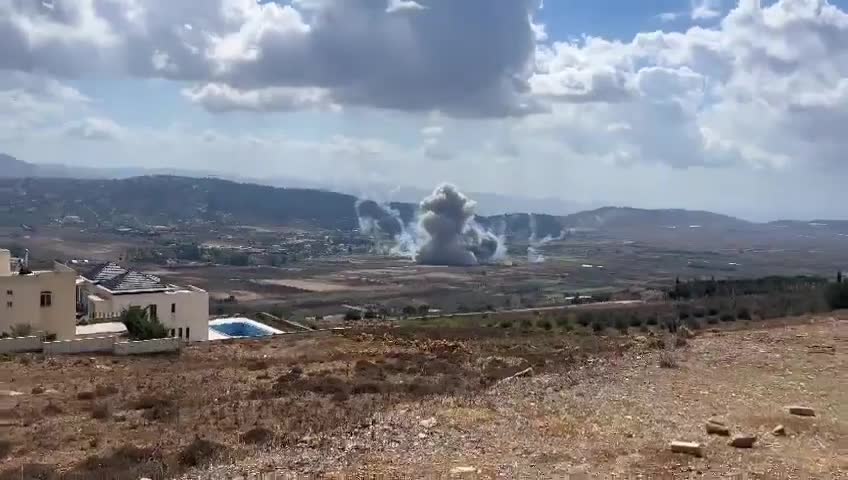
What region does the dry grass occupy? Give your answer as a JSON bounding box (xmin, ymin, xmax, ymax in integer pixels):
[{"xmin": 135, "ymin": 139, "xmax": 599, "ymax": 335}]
[{"xmin": 0, "ymin": 314, "xmax": 844, "ymax": 479}]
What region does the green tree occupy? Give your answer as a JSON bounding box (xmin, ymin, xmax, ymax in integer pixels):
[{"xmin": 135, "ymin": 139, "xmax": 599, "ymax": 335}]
[{"xmin": 121, "ymin": 306, "xmax": 168, "ymax": 341}]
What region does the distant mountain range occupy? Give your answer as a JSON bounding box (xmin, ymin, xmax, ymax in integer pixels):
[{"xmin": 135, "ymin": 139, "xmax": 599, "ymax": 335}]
[
  {"xmin": 0, "ymin": 153, "xmax": 596, "ymax": 217},
  {"xmin": 2, "ymin": 153, "xmax": 846, "ymax": 236}
]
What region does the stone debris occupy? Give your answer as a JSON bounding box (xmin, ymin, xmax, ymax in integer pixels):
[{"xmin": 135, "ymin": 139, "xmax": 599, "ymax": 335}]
[
  {"xmin": 670, "ymin": 441, "xmax": 703, "ymax": 457},
  {"xmin": 419, "ymin": 417, "xmax": 437, "ymax": 429},
  {"xmin": 787, "ymin": 406, "xmax": 815, "ymax": 417},
  {"xmin": 772, "ymin": 425, "xmax": 786, "ymax": 436},
  {"xmin": 450, "ymin": 466, "xmax": 478, "ymax": 474},
  {"xmin": 728, "ymin": 434, "xmax": 757, "ymax": 448},
  {"xmin": 705, "ymin": 420, "xmax": 730, "ymax": 436}
]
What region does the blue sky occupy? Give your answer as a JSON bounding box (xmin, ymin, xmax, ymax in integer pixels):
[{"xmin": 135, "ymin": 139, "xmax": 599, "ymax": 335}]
[{"xmin": 2, "ymin": 0, "xmax": 848, "ymax": 220}]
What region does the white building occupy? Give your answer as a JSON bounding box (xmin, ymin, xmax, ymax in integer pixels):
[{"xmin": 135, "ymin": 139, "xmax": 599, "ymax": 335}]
[
  {"xmin": 0, "ymin": 249, "xmax": 77, "ymax": 340},
  {"xmin": 76, "ymin": 262, "xmax": 209, "ymax": 341}
]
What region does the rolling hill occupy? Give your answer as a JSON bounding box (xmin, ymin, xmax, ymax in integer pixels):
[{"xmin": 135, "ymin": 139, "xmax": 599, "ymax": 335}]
[{"xmin": 1, "ymin": 155, "xmax": 838, "ymax": 238}]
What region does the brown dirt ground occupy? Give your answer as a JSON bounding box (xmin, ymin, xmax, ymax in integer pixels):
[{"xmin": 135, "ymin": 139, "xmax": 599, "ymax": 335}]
[{"xmin": 0, "ymin": 314, "xmax": 845, "ymax": 479}]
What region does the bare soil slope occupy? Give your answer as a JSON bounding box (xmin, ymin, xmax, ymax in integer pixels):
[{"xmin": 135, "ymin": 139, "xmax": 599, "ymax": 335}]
[{"xmin": 0, "ymin": 315, "xmax": 844, "ymax": 479}]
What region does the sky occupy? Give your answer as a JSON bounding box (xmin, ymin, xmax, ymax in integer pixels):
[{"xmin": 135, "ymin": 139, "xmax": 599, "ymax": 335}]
[{"xmin": 1, "ymin": 0, "xmax": 848, "ymax": 221}]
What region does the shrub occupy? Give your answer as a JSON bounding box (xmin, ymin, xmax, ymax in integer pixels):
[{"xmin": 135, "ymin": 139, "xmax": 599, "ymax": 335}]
[
  {"xmin": 0, "ymin": 439, "xmax": 11, "ymax": 458},
  {"xmin": 678, "ymin": 311, "xmax": 690, "ymax": 321},
  {"xmin": 628, "ymin": 315, "xmax": 643, "ymax": 328},
  {"xmin": 9, "ymin": 324, "xmax": 32, "ymax": 338},
  {"xmin": 556, "ymin": 315, "xmax": 571, "ymax": 328},
  {"xmin": 737, "ymin": 307, "xmax": 752, "ymax": 321},
  {"xmin": 344, "ymin": 309, "xmax": 362, "ymax": 321},
  {"xmin": 708, "ymin": 307, "xmax": 719, "ymax": 316},
  {"xmin": 43, "ymin": 402, "xmax": 63, "ymax": 416},
  {"xmin": 614, "ymin": 317, "xmax": 628, "ymax": 334},
  {"xmin": 179, "ymin": 438, "xmax": 227, "ymax": 468},
  {"xmin": 245, "ymin": 358, "xmax": 269, "ymax": 371},
  {"xmin": 499, "ymin": 320, "xmax": 513, "ymax": 329},
  {"xmin": 706, "ymin": 316, "xmax": 719, "ymax": 325},
  {"xmin": 537, "ymin": 319, "xmax": 552, "ymax": 331},
  {"xmin": 658, "ymin": 350, "xmax": 677, "ymax": 368},
  {"xmin": 720, "ymin": 312, "xmax": 736, "ymax": 322},
  {"xmin": 646, "ymin": 315, "xmax": 659, "ymax": 326},
  {"xmin": 591, "ymin": 320, "xmax": 605, "ymax": 334},
  {"xmin": 693, "ymin": 308, "xmax": 706, "ymax": 318},
  {"xmin": 825, "ymin": 282, "xmax": 848, "ymax": 310},
  {"xmin": 519, "ymin": 318, "xmax": 533, "ymax": 330},
  {"xmin": 577, "ymin": 312, "xmax": 593, "ymax": 327},
  {"xmin": 663, "ymin": 316, "xmax": 679, "ymax": 333},
  {"xmin": 77, "ymin": 390, "xmax": 96, "ymax": 401},
  {"xmin": 240, "ymin": 427, "xmax": 274, "ymax": 445},
  {"xmin": 685, "ymin": 318, "xmax": 702, "ymax": 331},
  {"xmin": 121, "ymin": 307, "xmax": 167, "ymax": 341},
  {"xmin": 562, "ymin": 322, "xmax": 574, "ymax": 332},
  {"xmin": 91, "ymin": 403, "xmax": 111, "ymax": 420},
  {"xmin": 94, "ymin": 384, "xmax": 119, "ymax": 397}
]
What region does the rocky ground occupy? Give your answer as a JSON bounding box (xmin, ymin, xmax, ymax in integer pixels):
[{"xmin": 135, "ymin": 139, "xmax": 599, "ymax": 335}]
[{"xmin": 0, "ymin": 314, "xmax": 845, "ymax": 479}]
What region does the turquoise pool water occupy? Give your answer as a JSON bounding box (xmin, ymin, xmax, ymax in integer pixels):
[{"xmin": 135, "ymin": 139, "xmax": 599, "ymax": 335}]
[{"xmin": 209, "ymin": 320, "xmax": 276, "ymax": 338}]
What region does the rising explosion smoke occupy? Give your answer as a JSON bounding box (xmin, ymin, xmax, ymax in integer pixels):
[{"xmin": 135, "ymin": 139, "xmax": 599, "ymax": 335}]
[{"xmin": 355, "ymin": 184, "xmax": 506, "ymax": 266}]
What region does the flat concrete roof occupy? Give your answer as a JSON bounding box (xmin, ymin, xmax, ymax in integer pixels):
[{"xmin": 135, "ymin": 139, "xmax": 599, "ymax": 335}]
[{"xmin": 75, "ymin": 322, "xmax": 127, "ymax": 336}]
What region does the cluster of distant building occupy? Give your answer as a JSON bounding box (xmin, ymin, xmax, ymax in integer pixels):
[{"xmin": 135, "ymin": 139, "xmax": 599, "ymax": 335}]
[{"xmin": 0, "ymin": 248, "xmax": 209, "ymax": 342}]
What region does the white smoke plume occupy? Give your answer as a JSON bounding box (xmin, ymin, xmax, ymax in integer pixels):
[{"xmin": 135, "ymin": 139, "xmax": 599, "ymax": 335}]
[
  {"xmin": 415, "ymin": 184, "xmax": 505, "ymax": 266},
  {"xmin": 355, "ymin": 184, "xmax": 506, "ymax": 266},
  {"xmin": 355, "ymin": 199, "xmax": 418, "ymax": 256},
  {"xmin": 526, "ymin": 213, "xmax": 567, "ymax": 263}
]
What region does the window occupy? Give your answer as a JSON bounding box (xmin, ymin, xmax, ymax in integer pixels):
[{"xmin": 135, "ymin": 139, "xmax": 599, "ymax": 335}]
[
  {"xmin": 171, "ymin": 303, "xmax": 176, "ymax": 314},
  {"xmin": 185, "ymin": 327, "xmax": 190, "ymax": 340},
  {"xmin": 5, "ymin": 290, "xmax": 11, "ymax": 295},
  {"xmin": 6, "ymin": 301, "xmax": 11, "ymax": 308},
  {"xmin": 170, "ymin": 328, "xmax": 175, "ymax": 337},
  {"xmin": 178, "ymin": 327, "xmax": 183, "ymax": 338},
  {"xmin": 40, "ymin": 291, "xmax": 52, "ymax": 307}
]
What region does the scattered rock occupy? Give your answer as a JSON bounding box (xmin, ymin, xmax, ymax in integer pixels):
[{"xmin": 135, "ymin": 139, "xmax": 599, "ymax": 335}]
[
  {"xmin": 772, "ymin": 425, "xmax": 786, "ymax": 436},
  {"xmin": 240, "ymin": 427, "xmax": 274, "ymax": 445},
  {"xmin": 501, "ymin": 367, "xmax": 533, "ymax": 382},
  {"xmin": 30, "ymin": 386, "xmax": 45, "ymax": 395},
  {"xmin": 670, "ymin": 441, "xmax": 703, "ymax": 457},
  {"xmin": 705, "ymin": 421, "xmax": 730, "ymax": 436},
  {"xmin": 729, "ymin": 434, "xmax": 757, "ymax": 448},
  {"xmin": 418, "ymin": 417, "xmax": 437, "ymax": 429},
  {"xmin": 450, "ymin": 466, "xmax": 478, "ymax": 474},
  {"xmin": 787, "ymin": 406, "xmax": 815, "ymax": 417}
]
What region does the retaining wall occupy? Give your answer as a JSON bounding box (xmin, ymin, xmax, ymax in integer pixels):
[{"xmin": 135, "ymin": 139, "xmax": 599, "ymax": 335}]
[
  {"xmin": 0, "ymin": 336, "xmax": 42, "ymax": 354},
  {"xmin": 114, "ymin": 337, "xmax": 181, "ymax": 355},
  {"xmin": 43, "ymin": 336, "xmax": 116, "ymax": 355}
]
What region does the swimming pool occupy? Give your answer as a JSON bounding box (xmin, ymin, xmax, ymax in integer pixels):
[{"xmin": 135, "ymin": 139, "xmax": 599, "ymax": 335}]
[{"xmin": 208, "ymin": 318, "xmax": 283, "ymax": 340}]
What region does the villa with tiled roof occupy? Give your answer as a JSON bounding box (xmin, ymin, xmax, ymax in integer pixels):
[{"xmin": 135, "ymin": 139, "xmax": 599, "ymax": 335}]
[{"xmin": 76, "ymin": 262, "xmax": 209, "ymax": 341}]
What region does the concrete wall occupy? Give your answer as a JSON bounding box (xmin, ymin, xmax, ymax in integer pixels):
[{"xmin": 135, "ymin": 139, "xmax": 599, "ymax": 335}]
[
  {"xmin": 43, "ymin": 335, "xmax": 116, "ymax": 355},
  {"xmin": 0, "ymin": 335, "xmax": 42, "ymax": 354},
  {"xmin": 114, "ymin": 337, "xmax": 181, "ymax": 355},
  {"xmin": 0, "ymin": 249, "xmax": 10, "ymax": 276},
  {"xmin": 83, "ymin": 285, "xmax": 209, "ymax": 341},
  {"xmin": 0, "ymin": 262, "xmax": 77, "ymax": 340}
]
